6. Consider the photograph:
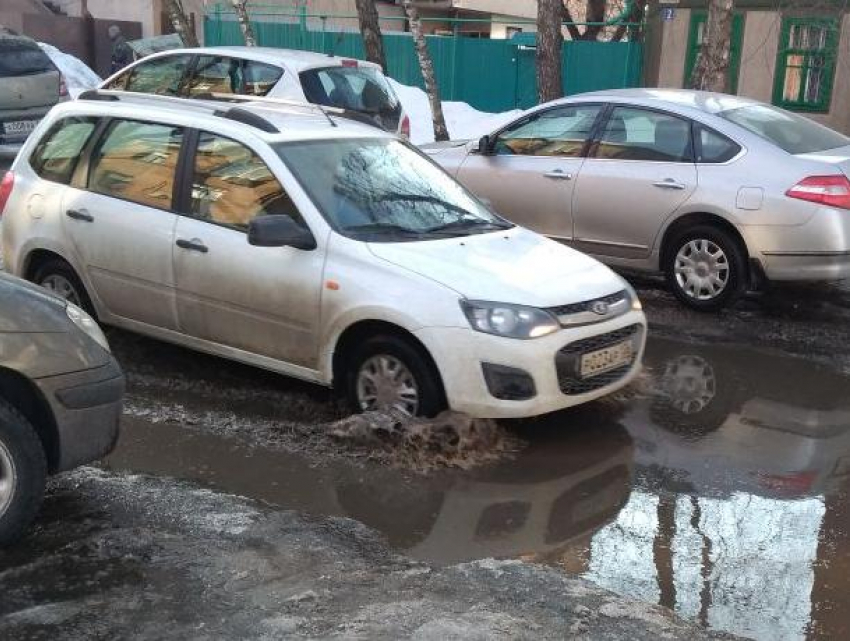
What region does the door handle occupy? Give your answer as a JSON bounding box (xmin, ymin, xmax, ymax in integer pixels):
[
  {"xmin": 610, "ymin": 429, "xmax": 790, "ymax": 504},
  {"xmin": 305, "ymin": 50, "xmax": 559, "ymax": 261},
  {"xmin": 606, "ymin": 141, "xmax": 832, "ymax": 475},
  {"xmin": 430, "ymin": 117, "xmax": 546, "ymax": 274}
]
[
  {"xmin": 176, "ymin": 238, "xmax": 209, "ymax": 254},
  {"xmin": 544, "ymin": 170, "xmax": 573, "ymax": 180},
  {"xmin": 66, "ymin": 209, "xmax": 94, "ymax": 222},
  {"xmin": 653, "ymin": 179, "xmax": 687, "ymax": 190}
]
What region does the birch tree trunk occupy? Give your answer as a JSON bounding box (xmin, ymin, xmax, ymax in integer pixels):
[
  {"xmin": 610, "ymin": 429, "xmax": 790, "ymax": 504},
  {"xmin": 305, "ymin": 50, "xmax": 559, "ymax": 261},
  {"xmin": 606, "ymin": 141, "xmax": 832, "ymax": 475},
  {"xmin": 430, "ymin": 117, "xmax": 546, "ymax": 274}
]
[
  {"xmin": 538, "ymin": 0, "xmax": 564, "ymax": 103},
  {"xmin": 232, "ymin": 0, "xmax": 257, "ymax": 47},
  {"xmin": 689, "ymin": 0, "xmax": 734, "ymax": 92},
  {"xmin": 163, "ymin": 0, "xmax": 199, "ymax": 48},
  {"xmin": 355, "ymin": 0, "xmax": 387, "ymax": 72},
  {"xmin": 401, "ymin": 0, "xmax": 449, "ymax": 141}
]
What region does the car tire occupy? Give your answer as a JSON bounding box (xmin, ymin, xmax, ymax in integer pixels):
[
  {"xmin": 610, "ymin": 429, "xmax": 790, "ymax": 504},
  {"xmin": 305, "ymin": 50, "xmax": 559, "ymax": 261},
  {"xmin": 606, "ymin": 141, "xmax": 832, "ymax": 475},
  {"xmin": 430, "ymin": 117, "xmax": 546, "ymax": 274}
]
[
  {"xmin": 33, "ymin": 259, "xmax": 96, "ymax": 317},
  {"xmin": 0, "ymin": 399, "xmax": 47, "ymax": 547},
  {"xmin": 665, "ymin": 225, "xmax": 747, "ymax": 311},
  {"xmin": 345, "ymin": 334, "xmax": 447, "ymax": 418}
]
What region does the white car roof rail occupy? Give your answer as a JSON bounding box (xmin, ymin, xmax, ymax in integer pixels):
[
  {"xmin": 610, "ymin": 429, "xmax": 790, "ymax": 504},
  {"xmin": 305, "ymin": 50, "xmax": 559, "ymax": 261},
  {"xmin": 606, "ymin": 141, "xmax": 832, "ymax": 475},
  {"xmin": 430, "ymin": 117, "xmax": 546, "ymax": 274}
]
[{"xmin": 202, "ymin": 92, "xmax": 341, "ymax": 127}]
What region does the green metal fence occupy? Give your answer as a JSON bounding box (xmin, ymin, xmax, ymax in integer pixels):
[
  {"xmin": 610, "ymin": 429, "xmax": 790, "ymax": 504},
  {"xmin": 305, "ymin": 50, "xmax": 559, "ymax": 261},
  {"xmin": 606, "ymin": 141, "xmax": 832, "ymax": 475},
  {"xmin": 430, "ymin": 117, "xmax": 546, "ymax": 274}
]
[{"xmin": 204, "ymin": 10, "xmax": 643, "ymax": 113}]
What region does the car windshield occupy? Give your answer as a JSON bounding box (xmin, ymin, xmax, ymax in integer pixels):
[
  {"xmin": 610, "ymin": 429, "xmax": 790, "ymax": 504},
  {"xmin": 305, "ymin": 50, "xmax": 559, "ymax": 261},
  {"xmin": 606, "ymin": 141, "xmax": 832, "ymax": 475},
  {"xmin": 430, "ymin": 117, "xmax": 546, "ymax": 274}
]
[
  {"xmin": 718, "ymin": 104, "xmax": 850, "ymax": 154},
  {"xmin": 0, "ymin": 40, "xmax": 54, "ymax": 77},
  {"xmin": 276, "ymin": 138, "xmax": 511, "ymax": 242}
]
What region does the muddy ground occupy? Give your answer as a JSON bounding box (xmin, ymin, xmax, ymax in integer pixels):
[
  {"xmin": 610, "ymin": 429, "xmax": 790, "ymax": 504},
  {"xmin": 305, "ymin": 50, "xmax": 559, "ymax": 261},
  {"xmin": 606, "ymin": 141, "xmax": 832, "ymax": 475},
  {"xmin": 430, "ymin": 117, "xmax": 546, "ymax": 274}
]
[{"xmin": 2, "ymin": 234, "xmax": 850, "ymax": 639}]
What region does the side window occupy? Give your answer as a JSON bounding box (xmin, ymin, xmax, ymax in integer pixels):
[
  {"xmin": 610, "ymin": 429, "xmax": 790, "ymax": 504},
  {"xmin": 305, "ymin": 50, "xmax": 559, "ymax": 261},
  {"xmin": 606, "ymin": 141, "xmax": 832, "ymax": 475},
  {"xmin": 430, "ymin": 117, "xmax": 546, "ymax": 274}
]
[
  {"xmin": 30, "ymin": 117, "xmax": 98, "ymax": 184},
  {"xmin": 594, "ymin": 107, "xmax": 692, "ymax": 162},
  {"xmin": 103, "ymin": 69, "xmax": 130, "ymax": 90},
  {"xmin": 191, "ymin": 132, "xmax": 301, "ymax": 229},
  {"xmin": 495, "ymin": 105, "xmax": 602, "ymax": 157},
  {"xmin": 186, "ymin": 55, "xmax": 244, "ymax": 97},
  {"xmin": 242, "ymin": 61, "xmax": 283, "ymax": 97},
  {"xmin": 124, "ymin": 55, "xmax": 191, "ymax": 95},
  {"xmin": 88, "ymin": 120, "xmax": 183, "ymax": 210},
  {"xmin": 696, "ymin": 126, "xmax": 741, "ymax": 163}
]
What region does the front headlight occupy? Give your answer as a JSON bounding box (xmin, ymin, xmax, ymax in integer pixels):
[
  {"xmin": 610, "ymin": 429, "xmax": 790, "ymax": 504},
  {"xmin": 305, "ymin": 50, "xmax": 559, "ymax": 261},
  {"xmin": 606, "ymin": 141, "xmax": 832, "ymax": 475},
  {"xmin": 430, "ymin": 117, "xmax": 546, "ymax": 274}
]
[
  {"xmin": 460, "ymin": 300, "xmax": 559, "ymax": 339},
  {"xmin": 66, "ymin": 302, "xmax": 111, "ymax": 353},
  {"xmin": 625, "ymin": 283, "xmax": 643, "ymax": 312}
]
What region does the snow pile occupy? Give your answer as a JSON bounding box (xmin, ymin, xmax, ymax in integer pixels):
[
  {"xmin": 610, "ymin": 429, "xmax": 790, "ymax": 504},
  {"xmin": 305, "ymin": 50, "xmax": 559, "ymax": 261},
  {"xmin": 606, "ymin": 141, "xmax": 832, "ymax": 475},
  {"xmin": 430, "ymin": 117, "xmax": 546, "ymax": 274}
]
[
  {"xmin": 38, "ymin": 43, "xmax": 101, "ymax": 98},
  {"xmin": 390, "ymin": 79, "xmax": 521, "ymax": 145}
]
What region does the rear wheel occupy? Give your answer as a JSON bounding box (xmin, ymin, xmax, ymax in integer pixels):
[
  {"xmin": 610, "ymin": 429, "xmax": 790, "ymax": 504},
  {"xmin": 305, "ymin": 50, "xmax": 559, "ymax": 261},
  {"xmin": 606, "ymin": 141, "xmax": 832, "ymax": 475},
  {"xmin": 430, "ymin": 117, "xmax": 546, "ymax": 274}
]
[
  {"xmin": 33, "ymin": 259, "xmax": 95, "ymax": 316},
  {"xmin": 346, "ymin": 335, "xmax": 446, "ymax": 418},
  {"xmin": 0, "ymin": 398, "xmax": 47, "ymax": 547},
  {"xmin": 665, "ymin": 225, "xmax": 747, "ymax": 311}
]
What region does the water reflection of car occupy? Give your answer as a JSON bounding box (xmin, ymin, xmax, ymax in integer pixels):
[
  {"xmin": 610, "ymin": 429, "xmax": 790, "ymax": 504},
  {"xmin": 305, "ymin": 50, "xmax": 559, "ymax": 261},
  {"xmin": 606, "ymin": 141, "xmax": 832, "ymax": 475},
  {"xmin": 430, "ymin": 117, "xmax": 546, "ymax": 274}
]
[
  {"xmin": 626, "ymin": 338, "xmax": 850, "ymax": 498},
  {"xmin": 335, "ymin": 424, "xmax": 634, "ymax": 564}
]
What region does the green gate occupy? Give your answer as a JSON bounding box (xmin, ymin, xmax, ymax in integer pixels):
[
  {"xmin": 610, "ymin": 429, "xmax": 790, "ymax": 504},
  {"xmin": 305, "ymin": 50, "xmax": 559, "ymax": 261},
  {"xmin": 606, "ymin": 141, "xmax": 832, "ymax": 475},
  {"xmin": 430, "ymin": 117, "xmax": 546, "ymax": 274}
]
[{"xmin": 204, "ymin": 10, "xmax": 644, "ymax": 113}]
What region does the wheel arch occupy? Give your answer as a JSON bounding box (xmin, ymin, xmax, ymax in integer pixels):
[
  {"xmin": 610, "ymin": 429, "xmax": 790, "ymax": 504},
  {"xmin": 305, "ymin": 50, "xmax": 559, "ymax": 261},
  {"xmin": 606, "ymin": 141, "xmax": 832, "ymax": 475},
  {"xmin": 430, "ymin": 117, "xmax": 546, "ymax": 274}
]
[
  {"xmin": 659, "ymin": 212, "xmax": 751, "ymax": 273},
  {"xmin": 0, "ymin": 368, "xmax": 60, "ymax": 474},
  {"xmin": 330, "ymin": 319, "xmax": 446, "ymax": 401}
]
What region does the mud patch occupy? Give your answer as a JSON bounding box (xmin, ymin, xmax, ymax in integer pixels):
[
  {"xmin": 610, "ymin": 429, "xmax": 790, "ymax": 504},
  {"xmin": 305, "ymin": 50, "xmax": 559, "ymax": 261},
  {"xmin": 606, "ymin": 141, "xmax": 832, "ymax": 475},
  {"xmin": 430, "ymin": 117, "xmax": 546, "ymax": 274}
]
[{"xmin": 329, "ymin": 410, "xmax": 523, "ymax": 471}]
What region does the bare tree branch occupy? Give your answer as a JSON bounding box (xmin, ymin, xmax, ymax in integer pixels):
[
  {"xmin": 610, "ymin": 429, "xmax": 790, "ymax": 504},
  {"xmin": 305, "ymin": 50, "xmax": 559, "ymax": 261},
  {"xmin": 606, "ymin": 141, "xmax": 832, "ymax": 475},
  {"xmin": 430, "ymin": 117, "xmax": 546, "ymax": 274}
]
[
  {"xmin": 163, "ymin": 0, "xmax": 199, "ymax": 48},
  {"xmin": 354, "ymin": 0, "xmax": 387, "ymax": 72},
  {"xmin": 231, "ymin": 0, "xmax": 257, "ymax": 47}
]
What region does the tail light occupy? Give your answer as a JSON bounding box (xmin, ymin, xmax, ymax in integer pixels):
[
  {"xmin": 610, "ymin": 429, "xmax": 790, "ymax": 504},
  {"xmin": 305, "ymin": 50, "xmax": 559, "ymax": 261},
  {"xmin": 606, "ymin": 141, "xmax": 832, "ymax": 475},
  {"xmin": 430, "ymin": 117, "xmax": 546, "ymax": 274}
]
[
  {"xmin": 0, "ymin": 171, "xmax": 15, "ymax": 218},
  {"xmin": 401, "ymin": 115, "xmax": 411, "ymax": 139},
  {"xmin": 341, "ymin": 59, "xmax": 358, "ymax": 68},
  {"xmin": 59, "ymin": 74, "xmax": 68, "ymax": 97},
  {"xmin": 786, "ymin": 175, "xmax": 850, "ymax": 210}
]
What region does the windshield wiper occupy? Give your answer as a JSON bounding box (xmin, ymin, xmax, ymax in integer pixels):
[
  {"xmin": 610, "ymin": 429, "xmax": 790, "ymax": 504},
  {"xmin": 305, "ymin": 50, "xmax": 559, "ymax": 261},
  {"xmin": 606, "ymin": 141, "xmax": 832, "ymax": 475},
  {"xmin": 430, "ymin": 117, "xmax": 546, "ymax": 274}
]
[
  {"xmin": 345, "ymin": 222, "xmax": 422, "ymax": 237},
  {"xmin": 424, "ymin": 218, "xmax": 513, "ymax": 234},
  {"xmin": 377, "ymin": 193, "xmax": 478, "ymax": 218}
]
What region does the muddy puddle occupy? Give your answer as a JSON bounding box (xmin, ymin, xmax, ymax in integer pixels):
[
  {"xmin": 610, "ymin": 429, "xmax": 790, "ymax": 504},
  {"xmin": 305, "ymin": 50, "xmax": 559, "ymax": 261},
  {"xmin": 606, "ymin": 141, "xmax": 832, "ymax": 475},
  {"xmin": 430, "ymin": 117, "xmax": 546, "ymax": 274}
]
[{"xmin": 102, "ymin": 331, "xmax": 850, "ymax": 641}]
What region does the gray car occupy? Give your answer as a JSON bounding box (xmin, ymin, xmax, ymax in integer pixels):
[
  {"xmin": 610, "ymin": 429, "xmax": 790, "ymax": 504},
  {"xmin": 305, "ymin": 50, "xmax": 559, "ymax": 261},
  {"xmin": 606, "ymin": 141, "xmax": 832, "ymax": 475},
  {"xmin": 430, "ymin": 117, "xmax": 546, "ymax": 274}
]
[
  {"xmin": 424, "ymin": 89, "xmax": 850, "ymax": 310},
  {"xmin": 0, "ymin": 30, "xmax": 67, "ymax": 158},
  {"xmin": 0, "ymin": 272, "xmax": 123, "ymax": 545}
]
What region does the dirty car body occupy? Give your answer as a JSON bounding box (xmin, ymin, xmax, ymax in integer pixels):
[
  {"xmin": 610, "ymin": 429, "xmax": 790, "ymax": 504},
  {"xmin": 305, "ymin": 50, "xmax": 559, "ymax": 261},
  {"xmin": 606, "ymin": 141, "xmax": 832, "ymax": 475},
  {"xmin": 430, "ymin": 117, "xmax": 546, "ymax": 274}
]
[
  {"xmin": 0, "ymin": 273, "xmax": 123, "ymax": 544},
  {"xmin": 2, "ymin": 93, "xmax": 645, "ymax": 420}
]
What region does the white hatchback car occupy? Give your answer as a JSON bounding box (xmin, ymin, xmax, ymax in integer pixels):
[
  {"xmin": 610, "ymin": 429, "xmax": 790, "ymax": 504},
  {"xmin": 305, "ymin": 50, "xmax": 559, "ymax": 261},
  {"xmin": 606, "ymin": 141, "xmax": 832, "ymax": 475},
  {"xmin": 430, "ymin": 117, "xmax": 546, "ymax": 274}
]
[
  {"xmin": 99, "ymin": 46, "xmax": 410, "ymax": 137},
  {"xmin": 0, "ymin": 92, "xmax": 646, "ymax": 419}
]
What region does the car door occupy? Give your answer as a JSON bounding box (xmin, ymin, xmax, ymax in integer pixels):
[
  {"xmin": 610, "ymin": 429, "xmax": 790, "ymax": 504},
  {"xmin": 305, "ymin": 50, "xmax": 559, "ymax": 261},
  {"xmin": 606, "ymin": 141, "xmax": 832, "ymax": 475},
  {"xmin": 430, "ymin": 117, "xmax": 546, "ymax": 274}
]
[
  {"xmin": 172, "ymin": 130, "xmax": 324, "ymax": 369},
  {"xmin": 571, "ymin": 105, "xmax": 697, "ymax": 259},
  {"xmin": 455, "ymin": 103, "xmax": 604, "ymax": 240},
  {"xmin": 62, "ymin": 117, "xmax": 183, "ymax": 329}
]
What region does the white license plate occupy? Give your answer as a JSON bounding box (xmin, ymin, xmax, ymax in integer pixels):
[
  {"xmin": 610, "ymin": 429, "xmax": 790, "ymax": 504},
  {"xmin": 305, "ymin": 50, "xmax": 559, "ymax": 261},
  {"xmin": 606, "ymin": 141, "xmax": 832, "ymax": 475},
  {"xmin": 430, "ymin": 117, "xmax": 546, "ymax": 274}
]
[
  {"xmin": 3, "ymin": 120, "xmax": 37, "ymax": 136},
  {"xmin": 580, "ymin": 340, "xmax": 634, "ymax": 379}
]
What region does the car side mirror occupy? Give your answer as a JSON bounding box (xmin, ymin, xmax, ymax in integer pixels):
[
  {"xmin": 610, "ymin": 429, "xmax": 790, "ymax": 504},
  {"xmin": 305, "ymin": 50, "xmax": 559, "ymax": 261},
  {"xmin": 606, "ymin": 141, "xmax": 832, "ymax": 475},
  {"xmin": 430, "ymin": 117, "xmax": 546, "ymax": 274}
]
[
  {"xmin": 247, "ymin": 215, "xmax": 316, "ymax": 250},
  {"xmin": 477, "ymin": 135, "xmax": 495, "ymax": 155}
]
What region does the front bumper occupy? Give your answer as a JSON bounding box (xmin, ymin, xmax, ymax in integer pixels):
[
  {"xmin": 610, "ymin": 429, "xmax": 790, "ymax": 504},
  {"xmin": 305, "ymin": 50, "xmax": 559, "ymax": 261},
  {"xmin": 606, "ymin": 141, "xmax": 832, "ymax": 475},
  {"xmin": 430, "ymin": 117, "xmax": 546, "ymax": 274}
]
[
  {"xmin": 35, "ymin": 358, "xmax": 125, "ymax": 473},
  {"xmin": 415, "ymin": 310, "xmax": 646, "ymax": 419}
]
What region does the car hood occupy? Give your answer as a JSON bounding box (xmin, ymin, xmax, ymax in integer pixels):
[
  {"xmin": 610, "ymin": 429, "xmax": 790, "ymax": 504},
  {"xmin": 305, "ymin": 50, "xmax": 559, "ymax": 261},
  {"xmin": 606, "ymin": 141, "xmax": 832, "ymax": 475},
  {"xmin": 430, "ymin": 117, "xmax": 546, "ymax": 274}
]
[
  {"xmin": 0, "ymin": 272, "xmax": 68, "ymax": 333},
  {"xmin": 367, "ymin": 227, "xmax": 624, "ymax": 307}
]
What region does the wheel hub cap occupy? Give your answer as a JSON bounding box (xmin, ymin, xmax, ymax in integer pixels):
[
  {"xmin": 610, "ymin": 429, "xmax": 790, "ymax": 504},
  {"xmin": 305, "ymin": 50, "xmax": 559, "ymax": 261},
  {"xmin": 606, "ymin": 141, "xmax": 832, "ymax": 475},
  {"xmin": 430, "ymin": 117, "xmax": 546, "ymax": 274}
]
[
  {"xmin": 356, "ymin": 355, "xmax": 419, "ymax": 416},
  {"xmin": 40, "ymin": 274, "xmax": 81, "ymax": 306},
  {"xmin": 0, "ymin": 441, "xmax": 16, "ymax": 518},
  {"xmin": 674, "ymin": 239, "xmax": 729, "ymax": 301},
  {"xmin": 661, "ymin": 355, "xmax": 716, "ymax": 414}
]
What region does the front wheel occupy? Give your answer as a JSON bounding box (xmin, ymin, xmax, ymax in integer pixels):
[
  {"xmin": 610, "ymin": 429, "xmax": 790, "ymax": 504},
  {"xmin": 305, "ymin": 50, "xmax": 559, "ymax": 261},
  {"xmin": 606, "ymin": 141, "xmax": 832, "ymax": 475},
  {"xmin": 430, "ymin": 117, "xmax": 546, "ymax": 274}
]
[
  {"xmin": 665, "ymin": 225, "xmax": 747, "ymax": 311},
  {"xmin": 346, "ymin": 335, "xmax": 446, "ymax": 418},
  {"xmin": 0, "ymin": 399, "xmax": 47, "ymax": 547}
]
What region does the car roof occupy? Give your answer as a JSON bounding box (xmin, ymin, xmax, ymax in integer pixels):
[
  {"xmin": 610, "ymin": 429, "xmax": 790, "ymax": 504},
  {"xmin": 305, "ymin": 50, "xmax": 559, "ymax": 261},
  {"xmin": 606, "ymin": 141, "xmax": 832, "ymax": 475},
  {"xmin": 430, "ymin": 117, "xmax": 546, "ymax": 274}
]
[
  {"xmin": 138, "ymin": 46, "xmax": 382, "ymax": 73},
  {"xmin": 54, "ymin": 92, "xmax": 394, "ymax": 144},
  {"xmin": 556, "ymin": 88, "xmax": 764, "ymax": 116}
]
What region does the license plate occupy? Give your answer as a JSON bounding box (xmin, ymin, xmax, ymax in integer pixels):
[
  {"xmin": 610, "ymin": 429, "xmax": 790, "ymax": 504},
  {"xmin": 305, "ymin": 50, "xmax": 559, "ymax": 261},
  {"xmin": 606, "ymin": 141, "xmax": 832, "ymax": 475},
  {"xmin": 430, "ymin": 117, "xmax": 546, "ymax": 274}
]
[
  {"xmin": 3, "ymin": 120, "xmax": 37, "ymax": 136},
  {"xmin": 580, "ymin": 340, "xmax": 634, "ymax": 379}
]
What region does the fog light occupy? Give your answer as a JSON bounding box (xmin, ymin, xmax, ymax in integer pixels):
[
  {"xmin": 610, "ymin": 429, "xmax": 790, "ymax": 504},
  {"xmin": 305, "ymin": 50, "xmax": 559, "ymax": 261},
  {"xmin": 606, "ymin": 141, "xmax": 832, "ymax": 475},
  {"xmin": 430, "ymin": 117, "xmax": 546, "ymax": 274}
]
[{"xmin": 482, "ymin": 363, "xmax": 536, "ymax": 400}]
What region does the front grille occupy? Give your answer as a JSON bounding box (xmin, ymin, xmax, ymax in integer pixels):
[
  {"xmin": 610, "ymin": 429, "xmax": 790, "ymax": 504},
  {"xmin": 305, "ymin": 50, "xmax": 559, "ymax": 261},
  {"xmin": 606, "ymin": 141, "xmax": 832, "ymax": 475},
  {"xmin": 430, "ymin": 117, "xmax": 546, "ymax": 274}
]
[
  {"xmin": 555, "ymin": 324, "xmax": 641, "ymax": 395},
  {"xmin": 548, "ymin": 290, "xmax": 627, "ymax": 317}
]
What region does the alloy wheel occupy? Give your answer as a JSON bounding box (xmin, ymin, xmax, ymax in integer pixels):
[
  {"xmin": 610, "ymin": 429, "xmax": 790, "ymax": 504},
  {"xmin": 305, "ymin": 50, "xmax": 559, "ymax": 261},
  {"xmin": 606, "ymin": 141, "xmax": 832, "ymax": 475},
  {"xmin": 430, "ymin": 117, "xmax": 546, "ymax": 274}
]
[
  {"xmin": 674, "ymin": 239, "xmax": 730, "ymax": 301},
  {"xmin": 356, "ymin": 355, "xmax": 420, "ymax": 416},
  {"xmin": 0, "ymin": 441, "xmax": 16, "ymax": 519},
  {"xmin": 40, "ymin": 274, "xmax": 82, "ymax": 306}
]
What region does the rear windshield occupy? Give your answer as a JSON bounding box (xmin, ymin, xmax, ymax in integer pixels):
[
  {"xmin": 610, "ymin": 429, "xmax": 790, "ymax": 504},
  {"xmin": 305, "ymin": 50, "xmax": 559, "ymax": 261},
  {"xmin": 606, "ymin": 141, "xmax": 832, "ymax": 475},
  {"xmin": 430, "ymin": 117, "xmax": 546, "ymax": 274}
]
[
  {"xmin": 719, "ymin": 104, "xmax": 850, "ymax": 154},
  {"xmin": 300, "ymin": 65, "xmax": 401, "ymax": 128},
  {"xmin": 0, "ymin": 40, "xmax": 55, "ymax": 77}
]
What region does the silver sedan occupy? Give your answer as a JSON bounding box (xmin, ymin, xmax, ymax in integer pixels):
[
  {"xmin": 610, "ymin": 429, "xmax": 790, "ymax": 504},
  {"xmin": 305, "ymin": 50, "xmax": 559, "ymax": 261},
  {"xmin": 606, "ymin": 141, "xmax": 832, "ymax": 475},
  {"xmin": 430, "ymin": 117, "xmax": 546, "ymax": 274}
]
[{"xmin": 423, "ymin": 89, "xmax": 850, "ymax": 310}]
